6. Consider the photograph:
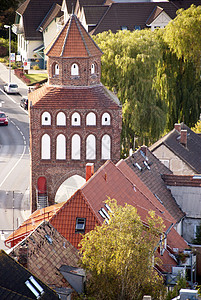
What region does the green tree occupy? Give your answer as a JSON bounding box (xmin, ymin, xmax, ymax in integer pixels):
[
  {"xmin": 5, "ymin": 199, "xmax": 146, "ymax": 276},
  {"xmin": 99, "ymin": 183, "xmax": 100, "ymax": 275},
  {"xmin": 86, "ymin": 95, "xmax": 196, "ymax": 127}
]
[
  {"xmin": 94, "ymin": 30, "xmax": 167, "ymax": 155},
  {"xmin": 154, "ymin": 30, "xmax": 201, "ymax": 130},
  {"xmin": 79, "ymin": 199, "xmax": 165, "ymax": 300},
  {"xmin": 191, "ymin": 120, "xmax": 201, "ymax": 134},
  {"xmin": 163, "ymin": 4, "xmax": 201, "ymax": 78}
]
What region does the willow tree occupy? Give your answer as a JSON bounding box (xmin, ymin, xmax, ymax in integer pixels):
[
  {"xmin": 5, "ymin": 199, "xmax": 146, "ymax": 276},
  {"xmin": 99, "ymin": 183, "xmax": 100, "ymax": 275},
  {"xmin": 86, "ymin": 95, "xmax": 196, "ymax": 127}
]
[
  {"xmin": 94, "ymin": 30, "xmax": 167, "ymax": 156},
  {"xmin": 79, "ymin": 199, "xmax": 165, "ymax": 300},
  {"xmin": 154, "ymin": 30, "xmax": 201, "ymax": 130}
]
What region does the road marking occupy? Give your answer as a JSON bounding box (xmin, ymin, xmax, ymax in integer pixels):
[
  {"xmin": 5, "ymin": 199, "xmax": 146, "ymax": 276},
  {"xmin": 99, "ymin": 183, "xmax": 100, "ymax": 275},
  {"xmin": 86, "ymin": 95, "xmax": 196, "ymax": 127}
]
[
  {"xmin": 0, "ymin": 119, "xmax": 27, "ymax": 189},
  {"xmin": 0, "ymin": 88, "xmax": 17, "ymax": 103}
]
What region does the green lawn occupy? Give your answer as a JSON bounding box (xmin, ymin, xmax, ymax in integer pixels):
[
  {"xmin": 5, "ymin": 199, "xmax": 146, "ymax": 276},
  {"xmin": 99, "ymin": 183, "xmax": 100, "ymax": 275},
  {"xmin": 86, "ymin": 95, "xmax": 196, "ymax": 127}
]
[{"xmin": 25, "ymin": 73, "xmax": 48, "ymax": 85}]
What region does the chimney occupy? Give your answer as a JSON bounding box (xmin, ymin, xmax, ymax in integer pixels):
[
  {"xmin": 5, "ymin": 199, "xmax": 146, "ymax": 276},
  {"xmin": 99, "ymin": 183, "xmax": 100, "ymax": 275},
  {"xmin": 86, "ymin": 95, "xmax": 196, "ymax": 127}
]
[
  {"xmin": 180, "ymin": 129, "xmax": 187, "ymax": 147},
  {"xmin": 174, "ymin": 123, "xmax": 181, "ymax": 133},
  {"xmin": 86, "ymin": 163, "xmax": 94, "ymax": 181},
  {"xmin": 140, "ymin": 145, "xmax": 147, "ymax": 156}
]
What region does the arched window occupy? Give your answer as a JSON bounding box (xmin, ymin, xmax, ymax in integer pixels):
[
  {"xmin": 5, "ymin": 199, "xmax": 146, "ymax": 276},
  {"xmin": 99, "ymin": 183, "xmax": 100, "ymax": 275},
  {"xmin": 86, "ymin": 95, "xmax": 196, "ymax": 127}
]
[
  {"xmin": 55, "ymin": 63, "xmax": 59, "ymax": 75},
  {"xmin": 101, "ymin": 134, "xmax": 111, "ymax": 159},
  {"xmin": 91, "ymin": 63, "xmax": 95, "ymax": 74},
  {"xmin": 71, "ymin": 63, "xmax": 79, "ymax": 76},
  {"xmin": 42, "ymin": 112, "xmax": 51, "ymax": 126},
  {"xmin": 102, "ymin": 112, "xmax": 111, "ymax": 126},
  {"xmin": 72, "ymin": 134, "xmax": 81, "ymax": 160},
  {"xmin": 86, "ymin": 134, "xmax": 96, "ymax": 160},
  {"xmin": 86, "ymin": 112, "xmax": 96, "ymax": 126},
  {"xmin": 41, "ymin": 134, "xmax": 50, "ymax": 159},
  {"xmin": 71, "ymin": 112, "xmax": 81, "ymax": 126},
  {"xmin": 56, "ymin": 134, "xmax": 66, "ymax": 160},
  {"xmin": 57, "ymin": 112, "xmax": 66, "ymax": 126}
]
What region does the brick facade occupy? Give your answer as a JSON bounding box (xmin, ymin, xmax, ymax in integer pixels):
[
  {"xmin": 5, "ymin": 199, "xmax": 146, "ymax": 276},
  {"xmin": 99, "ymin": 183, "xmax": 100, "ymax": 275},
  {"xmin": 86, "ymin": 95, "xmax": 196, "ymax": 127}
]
[{"xmin": 29, "ymin": 14, "xmax": 122, "ymax": 212}]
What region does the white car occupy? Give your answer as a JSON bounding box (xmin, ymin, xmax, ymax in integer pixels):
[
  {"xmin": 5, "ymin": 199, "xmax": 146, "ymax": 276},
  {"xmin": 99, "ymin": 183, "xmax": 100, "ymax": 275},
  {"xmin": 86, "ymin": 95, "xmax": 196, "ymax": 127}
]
[{"xmin": 4, "ymin": 83, "xmax": 19, "ymax": 94}]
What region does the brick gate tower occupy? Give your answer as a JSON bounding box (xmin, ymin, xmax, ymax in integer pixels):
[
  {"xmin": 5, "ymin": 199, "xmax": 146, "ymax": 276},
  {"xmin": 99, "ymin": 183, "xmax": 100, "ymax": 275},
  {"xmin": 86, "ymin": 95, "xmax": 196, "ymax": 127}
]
[{"xmin": 29, "ymin": 14, "xmax": 122, "ymax": 212}]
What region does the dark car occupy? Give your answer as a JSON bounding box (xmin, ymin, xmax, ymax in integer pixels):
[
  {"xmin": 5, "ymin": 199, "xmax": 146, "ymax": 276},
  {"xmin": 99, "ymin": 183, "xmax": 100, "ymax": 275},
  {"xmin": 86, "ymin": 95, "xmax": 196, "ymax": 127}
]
[
  {"xmin": 0, "ymin": 112, "xmax": 8, "ymax": 126},
  {"xmin": 20, "ymin": 97, "xmax": 28, "ymax": 110}
]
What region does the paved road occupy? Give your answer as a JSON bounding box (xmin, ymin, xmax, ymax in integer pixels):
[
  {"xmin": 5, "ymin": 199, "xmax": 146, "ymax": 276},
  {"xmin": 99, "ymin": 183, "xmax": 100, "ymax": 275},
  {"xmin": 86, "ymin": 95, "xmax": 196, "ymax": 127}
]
[{"xmin": 0, "ymin": 74, "xmax": 30, "ymax": 250}]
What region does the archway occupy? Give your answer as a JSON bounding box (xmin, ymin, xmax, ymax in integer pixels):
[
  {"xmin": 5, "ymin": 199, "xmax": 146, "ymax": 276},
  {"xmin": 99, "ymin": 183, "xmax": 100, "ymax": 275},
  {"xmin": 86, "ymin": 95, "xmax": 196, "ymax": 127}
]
[{"xmin": 55, "ymin": 175, "xmax": 85, "ymax": 203}]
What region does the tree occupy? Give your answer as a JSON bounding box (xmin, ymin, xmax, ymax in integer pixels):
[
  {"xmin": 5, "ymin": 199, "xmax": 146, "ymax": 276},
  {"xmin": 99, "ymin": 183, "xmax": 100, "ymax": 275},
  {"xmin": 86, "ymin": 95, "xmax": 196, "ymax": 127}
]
[
  {"xmin": 163, "ymin": 5, "xmax": 201, "ymax": 78},
  {"xmin": 154, "ymin": 30, "xmax": 201, "ymax": 130},
  {"xmin": 191, "ymin": 120, "xmax": 201, "ymax": 134},
  {"xmin": 79, "ymin": 199, "xmax": 165, "ymax": 300},
  {"xmin": 94, "ymin": 30, "xmax": 167, "ymax": 155}
]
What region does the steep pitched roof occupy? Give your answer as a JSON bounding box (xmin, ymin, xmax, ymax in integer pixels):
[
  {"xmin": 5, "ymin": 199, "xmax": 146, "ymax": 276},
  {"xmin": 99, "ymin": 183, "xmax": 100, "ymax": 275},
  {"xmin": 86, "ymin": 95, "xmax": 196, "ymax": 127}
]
[
  {"xmin": 146, "ymin": 6, "xmax": 164, "ymax": 25},
  {"xmin": 16, "ymin": 0, "xmax": 62, "ymax": 40},
  {"xmin": 29, "ymin": 84, "xmax": 121, "ymax": 109},
  {"xmin": 150, "ymin": 123, "xmax": 201, "ymax": 174},
  {"xmin": 92, "ymin": 2, "xmax": 178, "ymax": 34},
  {"xmin": 10, "ymin": 221, "xmax": 79, "ymax": 290},
  {"xmin": 45, "ymin": 13, "xmax": 103, "ymax": 57},
  {"xmin": 123, "ymin": 147, "xmax": 185, "ymax": 223},
  {"xmin": 82, "ymin": 5, "xmax": 109, "ymax": 26},
  {"xmin": 37, "ymin": 3, "xmax": 62, "ymax": 32},
  {"xmin": 0, "ymin": 250, "xmax": 59, "ymax": 299}
]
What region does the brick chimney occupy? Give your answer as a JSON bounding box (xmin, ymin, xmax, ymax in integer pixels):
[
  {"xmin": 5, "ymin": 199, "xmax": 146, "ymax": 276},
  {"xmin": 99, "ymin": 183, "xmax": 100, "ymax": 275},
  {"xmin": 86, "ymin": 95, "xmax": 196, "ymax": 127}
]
[
  {"xmin": 180, "ymin": 129, "xmax": 187, "ymax": 147},
  {"xmin": 86, "ymin": 163, "xmax": 94, "ymax": 181},
  {"xmin": 174, "ymin": 123, "xmax": 181, "ymax": 133}
]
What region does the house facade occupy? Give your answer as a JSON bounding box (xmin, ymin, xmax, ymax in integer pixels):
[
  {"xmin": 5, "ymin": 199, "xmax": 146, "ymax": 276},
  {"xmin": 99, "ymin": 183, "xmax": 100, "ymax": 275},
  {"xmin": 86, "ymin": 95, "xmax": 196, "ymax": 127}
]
[{"xmin": 29, "ymin": 14, "xmax": 122, "ymax": 212}]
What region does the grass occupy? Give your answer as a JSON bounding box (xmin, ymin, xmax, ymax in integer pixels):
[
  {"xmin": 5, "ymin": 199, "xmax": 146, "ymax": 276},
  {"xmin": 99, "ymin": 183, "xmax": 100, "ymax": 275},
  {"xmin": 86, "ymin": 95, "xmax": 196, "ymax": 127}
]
[{"xmin": 24, "ymin": 73, "xmax": 48, "ymax": 85}]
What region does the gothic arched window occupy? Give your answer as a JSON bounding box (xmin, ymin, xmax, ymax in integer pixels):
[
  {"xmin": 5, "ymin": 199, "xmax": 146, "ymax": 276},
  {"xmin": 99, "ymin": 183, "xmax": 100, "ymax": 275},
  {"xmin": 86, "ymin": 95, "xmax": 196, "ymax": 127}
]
[
  {"xmin": 41, "ymin": 134, "xmax": 51, "ymax": 159},
  {"xmin": 57, "ymin": 112, "xmax": 66, "ymax": 126},
  {"xmin": 86, "ymin": 134, "xmax": 96, "ymax": 160},
  {"xmin": 56, "ymin": 134, "xmax": 66, "ymax": 160},
  {"xmin": 102, "ymin": 112, "xmax": 111, "ymax": 126},
  {"xmin": 71, "ymin": 112, "xmax": 81, "ymax": 126},
  {"xmin": 101, "ymin": 134, "xmax": 111, "ymax": 159},
  {"xmin": 86, "ymin": 112, "xmax": 96, "ymax": 126},
  {"xmin": 72, "ymin": 134, "xmax": 81, "ymax": 160},
  {"xmin": 71, "ymin": 63, "xmax": 79, "ymax": 76},
  {"xmin": 41, "ymin": 112, "xmax": 51, "ymax": 126}
]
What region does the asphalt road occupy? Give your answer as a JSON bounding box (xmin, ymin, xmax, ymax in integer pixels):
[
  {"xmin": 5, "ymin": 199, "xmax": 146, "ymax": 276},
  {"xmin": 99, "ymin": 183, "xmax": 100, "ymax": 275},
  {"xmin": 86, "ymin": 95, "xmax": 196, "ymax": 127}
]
[{"xmin": 0, "ymin": 79, "xmax": 30, "ymax": 250}]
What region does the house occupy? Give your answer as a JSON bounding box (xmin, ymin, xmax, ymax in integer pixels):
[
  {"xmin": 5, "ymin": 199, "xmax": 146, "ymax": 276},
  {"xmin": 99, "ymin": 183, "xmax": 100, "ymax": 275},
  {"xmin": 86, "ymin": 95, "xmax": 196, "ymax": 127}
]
[
  {"xmin": 12, "ymin": 0, "xmax": 63, "ymax": 69},
  {"xmin": 0, "ymin": 250, "xmax": 59, "ymax": 299},
  {"xmin": 12, "ymin": 0, "xmax": 201, "ymax": 68},
  {"xmin": 5, "ymin": 160, "xmax": 195, "ymax": 286},
  {"xmin": 29, "ymin": 13, "xmax": 122, "ymax": 212},
  {"xmin": 121, "ymin": 146, "xmax": 185, "ymax": 235},
  {"xmin": 149, "ymin": 123, "xmax": 201, "ymax": 175},
  {"xmin": 9, "ymin": 221, "xmax": 83, "ymax": 298}
]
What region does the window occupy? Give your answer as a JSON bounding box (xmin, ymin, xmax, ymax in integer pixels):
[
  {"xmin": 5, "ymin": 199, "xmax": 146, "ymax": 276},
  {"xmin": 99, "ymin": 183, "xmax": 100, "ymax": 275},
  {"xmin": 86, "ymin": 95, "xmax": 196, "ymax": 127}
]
[
  {"xmin": 75, "ymin": 217, "xmax": 86, "ymax": 233},
  {"xmin": 55, "ymin": 63, "xmax": 59, "ymax": 75},
  {"xmin": 86, "ymin": 112, "xmax": 96, "ymax": 126},
  {"xmin": 86, "ymin": 134, "xmax": 96, "ymax": 160},
  {"xmin": 101, "ymin": 134, "xmax": 111, "ymax": 159},
  {"xmin": 102, "ymin": 112, "xmax": 111, "ymax": 125},
  {"xmin": 41, "ymin": 134, "xmax": 50, "ymax": 159},
  {"xmin": 57, "ymin": 112, "xmax": 66, "ymax": 126},
  {"xmin": 56, "ymin": 134, "xmax": 66, "ymax": 160},
  {"xmin": 41, "ymin": 112, "xmax": 51, "ymax": 126},
  {"xmin": 135, "ymin": 25, "xmax": 141, "ymax": 30},
  {"xmin": 71, "ymin": 63, "xmax": 79, "ymax": 76},
  {"xmin": 71, "ymin": 112, "xmax": 81, "ymax": 126},
  {"xmin": 91, "ymin": 63, "xmax": 95, "ymax": 74},
  {"xmin": 121, "ymin": 26, "xmax": 127, "ymax": 30},
  {"xmin": 72, "ymin": 134, "xmax": 81, "ymax": 160}
]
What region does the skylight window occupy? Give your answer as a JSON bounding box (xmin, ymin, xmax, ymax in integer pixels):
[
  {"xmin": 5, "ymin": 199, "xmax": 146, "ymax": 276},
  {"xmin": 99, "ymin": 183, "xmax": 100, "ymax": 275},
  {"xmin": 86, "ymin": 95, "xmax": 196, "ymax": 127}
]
[
  {"xmin": 135, "ymin": 163, "xmax": 142, "ymax": 171},
  {"xmin": 75, "ymin": 218, "xmax": 86, "ymax": 233},
  {"xmin": 143, "ymin": 161, "xmax": 150, "ymax": 170},
  {"xmin": 98, "ymin": 209, "xmax": 109, "ymax": 224},
  {"xmin": 25, "ymin": 276, "xmax": 44, "ymax": 299}
]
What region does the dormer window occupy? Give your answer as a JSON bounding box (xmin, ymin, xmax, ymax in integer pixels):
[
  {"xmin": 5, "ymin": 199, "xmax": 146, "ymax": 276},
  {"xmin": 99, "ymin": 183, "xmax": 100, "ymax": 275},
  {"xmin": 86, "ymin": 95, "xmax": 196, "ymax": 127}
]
[
  {"xmin": 71, "ymin": 63, "xmax": 79, "ymax": 76},
  {"xmin": 75, "ymin": 217, "xmax": 86, "ymax": 233}
]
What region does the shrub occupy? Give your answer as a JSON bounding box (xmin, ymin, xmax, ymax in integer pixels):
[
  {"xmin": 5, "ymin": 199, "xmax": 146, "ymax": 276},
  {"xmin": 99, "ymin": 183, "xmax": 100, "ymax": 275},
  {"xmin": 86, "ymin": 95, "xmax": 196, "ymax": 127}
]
[{"xmin": 33, "ymin": 64, "xmax": 40, "ymax": 70}]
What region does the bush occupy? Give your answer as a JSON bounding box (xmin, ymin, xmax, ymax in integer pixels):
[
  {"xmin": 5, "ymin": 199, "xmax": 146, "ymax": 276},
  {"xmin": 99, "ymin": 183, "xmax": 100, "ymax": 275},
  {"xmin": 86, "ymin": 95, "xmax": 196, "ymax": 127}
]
[{"xmin": 33, "ymin": 64, "xmax": 40, "ymax": 70}]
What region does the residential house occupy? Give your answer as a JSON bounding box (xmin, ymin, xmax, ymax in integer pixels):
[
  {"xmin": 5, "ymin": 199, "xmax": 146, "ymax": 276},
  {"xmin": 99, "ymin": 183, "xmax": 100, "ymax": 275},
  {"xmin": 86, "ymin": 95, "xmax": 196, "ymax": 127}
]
[
  {"xmin": 29, "ymin": 13, "xmax": 122, "ymax": 212},
  {"xmin": 9, "ymin": 221, "xmax": 83, "ymax": 298},
  {"xmin": 122, "ymin": 146, "xmax": 185, "ymax": 235},
  {"xmin": 5, "ymin": 160, "xmax": 196, "ymax": 286},
  {"xmin": 0, "ymin": 250, "xmax": 59, "ymax": 299},
  {"xmin": 149, "ymin": 123, "xmax": 201, "ymax": 175},
  {"xmin": 12, "ymin": 0, "xmax": 201, "ymax": 68},
  {"xmin": 12, "ymin": 0, "xmax": 63, "ymax": 69}
]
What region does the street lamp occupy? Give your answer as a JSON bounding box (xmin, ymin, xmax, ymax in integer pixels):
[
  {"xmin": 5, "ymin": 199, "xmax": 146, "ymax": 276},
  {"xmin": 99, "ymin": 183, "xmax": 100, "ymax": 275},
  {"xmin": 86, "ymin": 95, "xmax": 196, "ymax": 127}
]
[{"xmin": 4, "ymin": 25, "xmax": 11, "ymax": 83}]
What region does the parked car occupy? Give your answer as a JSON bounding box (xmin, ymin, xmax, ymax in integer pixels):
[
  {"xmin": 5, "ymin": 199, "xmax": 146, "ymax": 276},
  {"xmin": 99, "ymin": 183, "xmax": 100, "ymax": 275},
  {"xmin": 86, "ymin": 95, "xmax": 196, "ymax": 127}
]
[
  {"xmin": 3, "ymin": 83, "xmax": 19, "ymax": 94},
  {"xmin": 20, "ymin": 97, "xmax": 28, "ymax": 110},
  {"xmin": 0, "ymin": 112, "xmax": 8, "ymax": 126}
]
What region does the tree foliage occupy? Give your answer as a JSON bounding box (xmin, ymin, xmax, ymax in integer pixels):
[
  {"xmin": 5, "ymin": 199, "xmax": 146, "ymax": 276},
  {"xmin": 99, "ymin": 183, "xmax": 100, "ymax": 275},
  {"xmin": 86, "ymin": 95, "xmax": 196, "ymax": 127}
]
[
  {"xmin": 94, "ymin": 30, "xmax": 167, "ymax": 155},
  {"xmin": 79, "ymin": 199, "xmax": 165, "ymax": 300},
  {"xmin": 163, "ymin": 5, "xmax": 201, "ymax": 77}
]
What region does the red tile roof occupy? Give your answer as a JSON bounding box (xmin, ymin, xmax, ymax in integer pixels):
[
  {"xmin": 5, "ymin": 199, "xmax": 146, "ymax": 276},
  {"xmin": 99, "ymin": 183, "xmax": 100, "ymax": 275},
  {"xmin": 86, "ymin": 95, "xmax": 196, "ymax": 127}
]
[
  {"xmin": 29, "ymin": 83, "xmax": 121, "ymax": 109},
  {"xmin": 45, "ymin": 14, "xmax": 103, "ymax": 57}
]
